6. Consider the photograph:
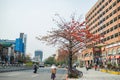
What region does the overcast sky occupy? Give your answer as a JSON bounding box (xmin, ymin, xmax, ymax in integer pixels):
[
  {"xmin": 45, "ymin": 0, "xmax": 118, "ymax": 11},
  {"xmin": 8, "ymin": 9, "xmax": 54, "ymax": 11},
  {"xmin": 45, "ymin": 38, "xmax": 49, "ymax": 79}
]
[{"xmin": 0, "ymin": 0, "xmax": 98, "ymax": 60}]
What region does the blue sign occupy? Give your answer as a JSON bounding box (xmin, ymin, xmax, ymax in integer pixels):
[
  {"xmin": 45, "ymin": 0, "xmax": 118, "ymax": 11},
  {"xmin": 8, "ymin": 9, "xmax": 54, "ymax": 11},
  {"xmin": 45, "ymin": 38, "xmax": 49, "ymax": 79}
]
[{"xmin": 15, "ymin": 38, "xmax": 24, "ymax": 53}]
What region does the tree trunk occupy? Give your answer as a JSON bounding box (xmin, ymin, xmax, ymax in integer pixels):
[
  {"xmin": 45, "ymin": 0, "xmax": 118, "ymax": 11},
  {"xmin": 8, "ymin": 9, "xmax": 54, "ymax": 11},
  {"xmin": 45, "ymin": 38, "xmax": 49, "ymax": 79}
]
[
  {"xmin": 69, "ymin": 52, "xmax": 72, "ymax": 69},
  {"xmin": 68, "ymin": 40, "xmax": 73, "ymax": 78}
]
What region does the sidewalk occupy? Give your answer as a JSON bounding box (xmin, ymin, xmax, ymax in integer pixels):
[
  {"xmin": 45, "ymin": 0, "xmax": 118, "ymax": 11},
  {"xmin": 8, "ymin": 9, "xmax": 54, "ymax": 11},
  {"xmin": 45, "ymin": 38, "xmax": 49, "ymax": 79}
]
[{"xmin": 67, "ymin": 67, "xmax": 120, "ymax": 80}]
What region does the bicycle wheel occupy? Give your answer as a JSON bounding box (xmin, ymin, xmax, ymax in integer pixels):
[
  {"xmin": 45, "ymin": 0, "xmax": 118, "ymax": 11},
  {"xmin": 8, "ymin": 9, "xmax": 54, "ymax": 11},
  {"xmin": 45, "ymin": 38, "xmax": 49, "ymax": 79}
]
[{"xmin": 78, "ymin": 71, "xmax": 83, "ymax": 78}]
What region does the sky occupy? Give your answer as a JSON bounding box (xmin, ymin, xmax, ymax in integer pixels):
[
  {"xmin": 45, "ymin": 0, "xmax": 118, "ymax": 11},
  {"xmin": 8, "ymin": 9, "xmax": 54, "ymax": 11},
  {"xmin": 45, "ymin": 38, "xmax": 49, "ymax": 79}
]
[{"xmin": 0, "ymin": 0, "xmax": 98, "ymax": 60}]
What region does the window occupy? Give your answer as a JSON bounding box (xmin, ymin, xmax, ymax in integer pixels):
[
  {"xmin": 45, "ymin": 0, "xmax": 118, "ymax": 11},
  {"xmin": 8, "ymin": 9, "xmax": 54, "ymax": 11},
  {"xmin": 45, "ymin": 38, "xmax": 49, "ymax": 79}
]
[
  {"xmin": 118, "ymin": 15, "xmax": 120, "ymax": 19},
  {"xmin": 117, "ymin": 0, "xmax": 120, "ymax": 3},
  {"xmin": 113, "ymin": 9, "xmax": 117, "ymax": 14},
  {"xmin": 111, "ymin": 35, "xmax": 114, "ymax": 39},
  {"xmin": 104, "ymin": 38, "xmax": 106, "ymax": 41},
  {"xmin": 114, "ymin": 25, "xmax": 118, "ymax": 29},
  {"xmin": 118, "ymin": 6, "xmax": 120, "ymax": 11},
  {"xmin": 105, "ymin": 2, "xmax": 108, "ymax": 6},
  {"xmin": 114, "ymin": 17, "xmax": 117, "ymax": 22},
  {"xmin": 103, "ymin": 24, "xmax": 106, "ymax": 28},
  {"xmin": 107, "ymin": 36, "xmax": 110, "ymax": 40},
  {"xmin": 103, "ymin": 31, "xmax": 106, "ymax": 35},
  {"xmin": 107, "ymin": 29, "xmax": 110, "ymax": 33},
  {"xmin": 109, "ymin": 5, "xmax": 112, "ymax": 10},
  {"xmin": 107, "ymin": 22, "xmax": 110, "ymax": 26},
  {"xmin": 115, "ymin": 33, "xmax": 118, "ymax": 37},
  {"xmin": 110, "ymin": 27, "xmax": 113, "ymax": 31},
  {"xmin": 109, "ymin": 0, "xmax": 112, "ymax": 3},
  {"xmin": 108, "ymin": 50, "xmax": 112, "ymax": 55},
  {"xmin": 112, "ymin": 49, "xmax": 116, "ymax": 55},
  {"xmin": 117, "ymin": 48, "xmax": 120, "ymax": 54},
  {"xmin": 113, "ymin": 2, "xmax": 116, "ymax": 7},
  {"xmin": 106, "ymin": 8, "xmax": 109, "ymax": 13},
  {"xmin": 109, "ymin": 12, "xmax": 112, "ymax": 17},
  {"xmin": 102, "ymin": 0, "xmax": 104, "ymax": 3},
  {"xmin": 106, "ymin": 15, "xmax": 109, "ymax": 19},
  {"xmin": 110, "ymin": 20, "xmax": 113, "ymax": 24}
]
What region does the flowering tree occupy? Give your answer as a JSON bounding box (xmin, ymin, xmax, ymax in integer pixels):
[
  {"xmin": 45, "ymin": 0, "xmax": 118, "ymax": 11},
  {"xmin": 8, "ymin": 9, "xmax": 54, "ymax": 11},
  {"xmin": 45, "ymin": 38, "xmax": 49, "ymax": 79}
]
[{"xmin": 36, "ymin": 14, "xmax": 102, "ymax": 76}]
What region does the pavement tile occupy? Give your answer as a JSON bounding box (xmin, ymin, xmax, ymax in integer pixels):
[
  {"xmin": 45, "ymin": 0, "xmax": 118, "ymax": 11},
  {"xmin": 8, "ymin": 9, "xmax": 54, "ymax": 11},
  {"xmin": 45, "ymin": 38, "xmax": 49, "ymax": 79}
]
[{"xmin": 67, "ymin": 67, "xmax": 120, "ymax": 80}]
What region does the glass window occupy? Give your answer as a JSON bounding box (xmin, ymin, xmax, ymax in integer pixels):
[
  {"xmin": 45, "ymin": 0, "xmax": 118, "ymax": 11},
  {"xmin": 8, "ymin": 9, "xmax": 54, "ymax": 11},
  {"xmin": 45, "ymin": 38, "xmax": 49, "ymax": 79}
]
[
  {"xmin": 107, "ymin": 36, "xmax": 110, "ymax": 40},
  {"xmin": 109, "ymin": 12, "xmax": 112, "ymax": 17},
  {"xmin": 105, "ymin": 2, "xmax": 108, "ymax": 6},
  {"xmin": 114, "ymin": 25, "xmax": 118, "ymax": 29},
  {"xmin": 113, "ymin": 2, "xmax": 116, "ymax": 7},
  {"xmin": 110, "ymin": 27, "xmax": 113, "ymax": 31},
  {"xmin": 107, "ymin": 22, "xmax": 110, "ymax": 26},
  {"xmin": 111, "ymin": 35, "xmax": 114, "ymax": 39},
  {"xmin": 108, "ymin": 50, "xmax": 112, "ymax": 55},
  {"xmin": 110, "ymin": 20, "xmax": 113, "ymax": 24},
  {"xmin": 112, "ymin": 49, "xmax": 116, "ymax": 55},
  {"xmin": 114, "ymin": 17, "xmax": 117, "ymax": 22},
  {"xmin": 115, "ymin": 33, "xmax": 118, "ymax": 37},
  {"xmin": 117, "ymin": 48, "xmax": 120, "ymax": 54},
  {"xmin": 117, "ymin": 0, "xmax": 120, "ymax": 3},
  {"xmin": 107, "ymin": 29, "xmax": 110, "ymax": 33},
  {"xmin": 106, "ymin": 8, "xmax": 108, "ymax": 13},
  {"xmin": 109, "ymin": 0, "xmax": 112, "ymax": 3},
  {"xmin": 113, "ymin": 9, "xmax": 117, "ymax": 14},
  {"xmin": 118, "ymin": 6, "xmax": 120, "ymax": 11},
  {"xmin": 109, "ymin": 5, "xmax": 112, "ymax": 10},
  {"xmin": 118, "ymin": 15, "xmax": 120, "ymax": 19}
]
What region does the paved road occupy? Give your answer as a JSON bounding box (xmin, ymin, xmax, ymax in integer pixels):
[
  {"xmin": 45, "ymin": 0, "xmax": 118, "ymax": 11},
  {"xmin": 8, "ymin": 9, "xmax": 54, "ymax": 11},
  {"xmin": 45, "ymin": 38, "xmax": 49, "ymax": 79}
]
[
  {"xmin": 68, "ymin": 67, "xmax": 120, "ymax": 80},
  {"xmin": 0, "ymin": 67, "xmax": 67, "ymax": 80}
]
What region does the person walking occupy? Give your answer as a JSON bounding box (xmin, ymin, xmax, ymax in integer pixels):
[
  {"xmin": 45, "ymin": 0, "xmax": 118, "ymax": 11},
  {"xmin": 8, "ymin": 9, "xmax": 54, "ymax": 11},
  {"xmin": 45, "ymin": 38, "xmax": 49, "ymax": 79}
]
[
  {"xmin": 86, "ymin": 64, "xmax": 89, "ymax": 71},
  {"xmin": 51, "ymin": 64, "xmax": 57, "ymax": 80},
  {"xmin": 95, "ymin": 64, "xmax": 98, "ymax": 71}
]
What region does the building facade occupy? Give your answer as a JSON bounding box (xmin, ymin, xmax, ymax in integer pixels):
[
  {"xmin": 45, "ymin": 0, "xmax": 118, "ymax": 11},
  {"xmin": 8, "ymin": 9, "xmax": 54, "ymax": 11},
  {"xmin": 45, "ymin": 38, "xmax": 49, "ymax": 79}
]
[
  {"xmin": 0, "ymin": 33, "xmax": 27, "ymax": 64},
  {"xmin": 34, "ymin": 50, "xmax": 43, "ymax": 62},
  {"xmin": 79, "ymin": 0, "xmax": 120, "ymax": 67}
]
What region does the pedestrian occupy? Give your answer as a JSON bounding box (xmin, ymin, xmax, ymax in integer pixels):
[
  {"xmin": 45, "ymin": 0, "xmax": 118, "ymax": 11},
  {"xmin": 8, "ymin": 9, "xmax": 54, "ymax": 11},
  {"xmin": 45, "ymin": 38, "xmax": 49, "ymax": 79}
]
[
  {"xmin": 51, "ymin": 64, "xmax": 57, "ymax": 80},
  {"xmin": 86, "ymin": 64, "xmax": 89, "ymax": 71},
  {"xmin": 33, "ymin": 64, "xmax": 38, "ymax": 73},
  {"xmin": 95, "ymin": 64, "xmax": 97, "ymax": 71},
  {"xmin": 104, "ymin": 63, "xmax": 107, "ymax": 70}
]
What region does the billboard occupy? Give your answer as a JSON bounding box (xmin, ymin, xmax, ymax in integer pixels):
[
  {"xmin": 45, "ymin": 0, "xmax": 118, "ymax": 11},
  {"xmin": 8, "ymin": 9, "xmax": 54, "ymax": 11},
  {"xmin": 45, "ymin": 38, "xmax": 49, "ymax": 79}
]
[{"xmin": 14, "ymin": 38, "xmax": 24, "ymax": 53}]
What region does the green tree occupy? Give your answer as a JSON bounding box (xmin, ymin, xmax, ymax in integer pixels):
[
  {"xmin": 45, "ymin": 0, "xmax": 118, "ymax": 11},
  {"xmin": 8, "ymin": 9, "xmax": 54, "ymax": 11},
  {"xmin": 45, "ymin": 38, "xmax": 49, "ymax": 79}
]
[{"xmin": 44, "ymin": 56, "xmax": 56, "ymax": 65}]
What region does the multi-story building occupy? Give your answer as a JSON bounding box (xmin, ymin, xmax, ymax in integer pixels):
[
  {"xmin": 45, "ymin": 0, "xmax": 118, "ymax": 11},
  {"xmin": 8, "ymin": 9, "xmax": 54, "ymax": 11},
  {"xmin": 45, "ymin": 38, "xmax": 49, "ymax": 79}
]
[
  {"xmin": 79, "ymin": 0, "xmax": 120, "ymax": 66},
  {"xmin": 35, "ymin": 50, "xmax": 43, "ymax": 62},
  {"xmin": 19, "ymin": 33, "xmax": 27, "ymax": 54},
  {"xmin": 0, "ymin": 33, "xmax": 27, "ymax": 64},
  {"xmin": 0, "ymin": 39, "xmax": 15, "ymax": 63}
]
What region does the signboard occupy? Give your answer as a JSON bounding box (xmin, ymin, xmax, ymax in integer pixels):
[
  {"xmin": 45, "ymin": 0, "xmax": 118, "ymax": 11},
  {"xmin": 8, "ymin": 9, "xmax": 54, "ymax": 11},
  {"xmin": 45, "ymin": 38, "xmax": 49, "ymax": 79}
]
[{"xmin": 14, "ymin": 38, "xmax": 24, "ymax": 53}]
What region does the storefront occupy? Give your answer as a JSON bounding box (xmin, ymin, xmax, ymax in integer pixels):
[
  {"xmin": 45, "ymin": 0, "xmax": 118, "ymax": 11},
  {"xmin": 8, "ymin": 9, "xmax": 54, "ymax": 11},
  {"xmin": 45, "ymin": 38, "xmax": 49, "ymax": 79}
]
[{"xmin": 106, "ymin": 46, "xmax": 120, "ymax": 65}]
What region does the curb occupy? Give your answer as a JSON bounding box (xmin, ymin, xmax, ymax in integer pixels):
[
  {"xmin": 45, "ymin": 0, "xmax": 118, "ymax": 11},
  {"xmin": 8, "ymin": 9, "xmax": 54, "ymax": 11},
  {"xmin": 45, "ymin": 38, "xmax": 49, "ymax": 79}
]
[{"xmin": 100, "ymin": 69, "xmax": 120, "ymax": 75}]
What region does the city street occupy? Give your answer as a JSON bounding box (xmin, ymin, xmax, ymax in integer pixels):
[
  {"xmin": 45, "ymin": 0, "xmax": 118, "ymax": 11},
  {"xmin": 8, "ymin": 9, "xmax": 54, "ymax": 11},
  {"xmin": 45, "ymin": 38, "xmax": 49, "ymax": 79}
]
[
  {"xmin": 68, "ymin": 67, "xmax": 120, "ymax": 80},
  {"xmin": 0, "ymin": 67, "xmax": 67, "ymax": 80}
]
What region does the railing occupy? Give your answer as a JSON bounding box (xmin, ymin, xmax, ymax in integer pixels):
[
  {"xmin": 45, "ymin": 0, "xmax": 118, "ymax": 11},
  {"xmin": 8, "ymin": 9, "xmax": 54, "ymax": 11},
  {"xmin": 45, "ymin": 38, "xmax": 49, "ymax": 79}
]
[{"xmin": 0, "ymin": 63, "xmax": 32, "ymax": 73}]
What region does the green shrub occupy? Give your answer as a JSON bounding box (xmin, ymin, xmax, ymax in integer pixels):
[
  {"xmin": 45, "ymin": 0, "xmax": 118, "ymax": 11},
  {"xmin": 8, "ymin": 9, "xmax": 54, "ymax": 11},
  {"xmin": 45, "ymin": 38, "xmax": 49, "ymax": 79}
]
[{"xmin": 25, "ymin": 62, "xmax": 33, "ymax": 67}]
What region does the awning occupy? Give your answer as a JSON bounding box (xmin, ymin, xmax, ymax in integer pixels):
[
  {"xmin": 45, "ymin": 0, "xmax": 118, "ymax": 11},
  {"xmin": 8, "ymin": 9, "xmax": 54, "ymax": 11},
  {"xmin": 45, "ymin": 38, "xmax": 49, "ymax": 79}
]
[{"xmin": 0, "ymin": 42, "xmax": 12, "ymax": 47}]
